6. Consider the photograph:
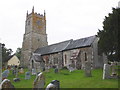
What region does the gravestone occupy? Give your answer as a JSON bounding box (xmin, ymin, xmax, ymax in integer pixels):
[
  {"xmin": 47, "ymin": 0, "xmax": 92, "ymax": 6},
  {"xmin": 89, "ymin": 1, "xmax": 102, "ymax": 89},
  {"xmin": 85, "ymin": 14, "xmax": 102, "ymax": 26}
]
[
  {"xmin": 25, "ymin": 72, "xmax": 31, "ymax": 80},
  {"xmin": 111, "ymin": 62, "xmax": 117, "ymax": 76},
  {"xmin": 2, "ymin": 69, "xmax": 9, "ymax": 80},
  {"xmin": 32, "ymin": 68, "xmax": 37, "ymax": 75},
  {"xmin": 67, "ymin": 65, "xmax": 75, "ymax": 72},
  {"xmin": 46, "ymin": 80, "xmax": 60, "ymax": 90},
  {"xmin": 84, "ymin": 61, "xmax": 92, "ymax": 77},
  {"xmin": 103, "ymin": 64, "xmax": 110, "ymax": 79},
  {"xmin": 12, "ymin": 66, "xmax": 18, "ymax": 78},
  {"xmin": 13, "ymin": 78, "xmax": 20, "ymax": 82},
  {"xmin": 19, "ymin": 68, "xmax": 24, "ymax": 74},
  {"xmin": 0, "ymin": 79, "xmax": 15, "ymax": 89},
  {"xmin": 36, "ymin": 72, "xmax": 41, "ymax": 78},
  {"xmin": 12, "ymin": 68, "xmax": 15, "ymax": 75},
  {"xmin": 54, "ymin": 68, "xmax": 58, "ymax": 73},
  {"xmin": 33, "ymin": 72, "xmax": 45, "ymax": 89},
  {"xmin": 15, "ymin": 68, "xmax": 19, "ymax": 78}
]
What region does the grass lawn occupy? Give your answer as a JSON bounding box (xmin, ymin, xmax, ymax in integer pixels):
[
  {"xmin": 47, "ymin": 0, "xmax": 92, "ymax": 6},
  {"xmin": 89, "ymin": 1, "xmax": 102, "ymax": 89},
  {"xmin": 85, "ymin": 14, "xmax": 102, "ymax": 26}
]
[{"xmin": 6, "ymin": 68, "xmax": 118, "ymax": 88}]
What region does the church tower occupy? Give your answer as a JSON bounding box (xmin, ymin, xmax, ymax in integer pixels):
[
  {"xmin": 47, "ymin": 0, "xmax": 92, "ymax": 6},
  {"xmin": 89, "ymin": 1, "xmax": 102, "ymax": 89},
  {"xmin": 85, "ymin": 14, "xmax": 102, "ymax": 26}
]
[{"xmin": 21, "ymin": 7, "xmax": 48, "ymax": 67}]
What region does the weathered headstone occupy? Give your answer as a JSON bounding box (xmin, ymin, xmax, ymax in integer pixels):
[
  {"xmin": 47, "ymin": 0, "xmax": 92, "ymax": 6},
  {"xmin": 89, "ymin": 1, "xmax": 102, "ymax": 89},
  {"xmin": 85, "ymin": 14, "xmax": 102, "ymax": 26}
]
[
  {"xmin": 46, "ymin": 80, "xmax": 60, "ymax": 90},
  {"xmin": 54, "ymin": 68, "xmax": 58, "ymax": 73},
  {"xmin": 19, "ymin": 68, "xmax": 24, "ymax": 74},
  {"xmin": 0, "ymin": 79, "xmax": 15, "ymax": 89},
  {"xmin": 84, "ymin": 61, "xmax": 92, "ymax": 77},
  {"xmin": 33, "ymin": 72, "xmax": 45, "ymax": 89},
  {"xmin": 2, "ymin": 69, "xmax": 9, "ymax": 80},
  {"xmin": 13, "ymin": 78, "xmax": 20, "ymax": 82},
  {"xmin": 25, "ymin": 72, "xmax": 31, "ymax": 80},
  {"xmin": 32, "ymin": 68, "xmax": 37, "ymax": 75},
  {"xmin": 111, "ymin": 62, "xmax": 117, "ymax": 76},
  {"xmin": 67, "ymin": 65, "xmax": 75, "ymax": 72},
  {"xmin": 103, "ymin": 64, "xmax": 110, "ymax": 79},
  {"xmin": 69, "ymin": 67, "xmax": 74, "ymax": 72},
  {"xmin": 12, "ymin": 66, "xmax": 18, "ymax": 78},
  {"xmin": 12, "ymin": 68, "xmax": 15, "ymax": 75},
  {"xmin": 15, "ymin": 68, "xmax": 19, "ymax": 78}
]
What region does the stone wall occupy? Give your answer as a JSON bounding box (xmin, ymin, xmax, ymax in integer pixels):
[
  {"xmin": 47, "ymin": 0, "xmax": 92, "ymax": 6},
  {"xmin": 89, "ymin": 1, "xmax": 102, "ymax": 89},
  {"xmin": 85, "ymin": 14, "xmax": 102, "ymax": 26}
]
[
  {"xmin": 63, "ymin": 47, "xmax": 93, "ymax": 69},
  {"xmin": 42, "ymin": 52, "xmax": 63, "ymax": 69},
  {"xmin": 21, "ymin": 50, "xmax": 32, "ymax": 67}
]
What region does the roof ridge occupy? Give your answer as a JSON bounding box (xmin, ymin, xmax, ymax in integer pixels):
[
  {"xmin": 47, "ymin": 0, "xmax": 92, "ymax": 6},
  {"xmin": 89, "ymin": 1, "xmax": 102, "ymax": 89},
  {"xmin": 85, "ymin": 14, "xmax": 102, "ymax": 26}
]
[
  {"xmin": 73, "ymin": 35, "xmax": 96, "ymax": 41},
  {"xmin": 48, "ymin": 39, "xmax": 73, "ymax": 46}
]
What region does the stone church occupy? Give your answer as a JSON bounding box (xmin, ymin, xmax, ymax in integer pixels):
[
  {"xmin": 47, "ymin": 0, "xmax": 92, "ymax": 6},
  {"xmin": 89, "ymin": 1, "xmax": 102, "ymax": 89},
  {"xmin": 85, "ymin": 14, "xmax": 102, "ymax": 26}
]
[{"xmin": 21, "ymin": 7, "xmax": 104, "ymax": 70}]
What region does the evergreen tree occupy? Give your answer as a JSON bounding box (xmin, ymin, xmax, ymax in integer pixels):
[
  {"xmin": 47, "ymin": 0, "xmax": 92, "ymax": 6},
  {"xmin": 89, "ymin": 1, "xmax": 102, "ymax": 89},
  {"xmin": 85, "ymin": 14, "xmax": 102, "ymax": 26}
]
[
  {"xmin": 2, "ymin": 43, "xmax": 13, "ymax": 66},
  {"xmin": 15, "ymin": 47, "xmax": 21, "ymax": 60},
  {"xmin": 97, "ymin": 8, "xmax": 120, "ymax": 62}
]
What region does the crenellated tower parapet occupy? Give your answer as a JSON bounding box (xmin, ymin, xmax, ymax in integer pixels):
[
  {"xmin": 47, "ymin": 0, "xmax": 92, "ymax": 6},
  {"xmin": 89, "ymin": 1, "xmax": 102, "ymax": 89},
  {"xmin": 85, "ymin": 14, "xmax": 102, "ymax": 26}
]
[{"xmin": 21, "ymin": 6, "xmax": 48, "ymax": 67}]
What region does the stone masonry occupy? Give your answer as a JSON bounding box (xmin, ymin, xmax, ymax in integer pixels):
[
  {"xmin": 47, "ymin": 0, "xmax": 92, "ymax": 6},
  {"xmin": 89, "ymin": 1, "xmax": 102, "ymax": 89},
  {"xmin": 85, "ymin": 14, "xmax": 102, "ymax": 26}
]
[{"xmin": 21, "ymin": 7, "xmax": 48, "ymax": 67}]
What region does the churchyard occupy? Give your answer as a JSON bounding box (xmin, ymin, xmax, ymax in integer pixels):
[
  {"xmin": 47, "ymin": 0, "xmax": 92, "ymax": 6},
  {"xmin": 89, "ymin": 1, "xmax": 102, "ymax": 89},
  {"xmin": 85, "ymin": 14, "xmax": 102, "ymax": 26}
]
[{"xmin": 3, "ymin": 68, "xmax": 118, "ymax": 88}]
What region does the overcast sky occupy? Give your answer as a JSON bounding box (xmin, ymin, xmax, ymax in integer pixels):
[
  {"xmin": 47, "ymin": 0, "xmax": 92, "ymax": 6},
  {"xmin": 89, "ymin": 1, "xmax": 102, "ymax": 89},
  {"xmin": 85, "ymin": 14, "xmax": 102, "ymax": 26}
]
[{"xmin": 0, "ymin": 0, "xmax": 119, "ymax": 53}]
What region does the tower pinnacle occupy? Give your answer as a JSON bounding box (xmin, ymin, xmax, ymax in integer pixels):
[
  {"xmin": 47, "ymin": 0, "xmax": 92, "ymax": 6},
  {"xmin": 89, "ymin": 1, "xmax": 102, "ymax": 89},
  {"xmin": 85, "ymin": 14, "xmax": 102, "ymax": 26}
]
[
  {"xmin": 32, "ymin": 6, "xmax": 34, "ymax": 13},
  {"xmin": 44, "ymin": 10, "xmax": 46, "ymax": 20},
  {"xmin": 26, "ymin": 10, "xmax": 28, "ymax": 17}
]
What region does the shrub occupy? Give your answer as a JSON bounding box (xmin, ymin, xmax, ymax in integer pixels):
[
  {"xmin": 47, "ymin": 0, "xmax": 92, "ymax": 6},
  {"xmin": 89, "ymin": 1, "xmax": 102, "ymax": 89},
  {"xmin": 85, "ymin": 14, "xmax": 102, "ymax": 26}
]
[{"xmin": 62, "ymin": 66, "xmax": 68, "ymax": 70}]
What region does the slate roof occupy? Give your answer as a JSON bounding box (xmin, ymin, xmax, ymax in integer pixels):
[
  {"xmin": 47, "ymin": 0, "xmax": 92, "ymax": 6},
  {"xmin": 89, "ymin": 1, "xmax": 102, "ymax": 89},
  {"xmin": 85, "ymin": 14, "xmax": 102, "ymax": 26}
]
[
  {"xmin": 64, "ymin": 35, "xmax": 96, "ymax": 50},
  {"xmin": 34, "ymin": 35, "xmax": 96, "ymax": 55},
  {"xmin": 34, "ymin": 39, "xmax": 72, "ymax": 55}
]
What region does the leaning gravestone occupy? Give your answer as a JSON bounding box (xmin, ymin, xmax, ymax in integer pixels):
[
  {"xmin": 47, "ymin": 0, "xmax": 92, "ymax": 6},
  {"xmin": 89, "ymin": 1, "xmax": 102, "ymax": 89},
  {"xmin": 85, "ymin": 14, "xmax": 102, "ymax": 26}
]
[
  {"xmin": 103, "ymin": 64, "xmax": 110, "ymax": 79},
  {"xmin": 25, "ymin": 72, "xmax": 31, "ymax": 80},
  {"xmin": 2, "ymin": 69, "xmax": 10, "ymax": 80},
  {"xmin": 33, "ymin": 72, "xmax": 45, "ymax": 89},
  {"xmin": 84, "ymin": 61, "xmax": 92, "ymax": 77},
  {"xmin": 0, "ymin": 79, "xmax": 15, "ymax": 89},
  {"xmin": 46, "ymin": 80, "xmax": 60, "ymax": 90},
  {"xmin": 32, "ymin": 68, "xmax": 37, "ymax": 75}
]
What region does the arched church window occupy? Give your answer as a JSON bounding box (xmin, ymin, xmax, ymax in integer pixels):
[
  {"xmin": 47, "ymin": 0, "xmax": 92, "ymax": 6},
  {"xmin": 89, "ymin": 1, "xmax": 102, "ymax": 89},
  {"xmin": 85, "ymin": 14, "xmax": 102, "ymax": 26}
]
[
  {"xmin": 85, "ymin": 52, "xmax": 87, "ymax": 61},
  {"xmin": 65, "ymin": 54, "xmax": 67, "ymax": 64}
]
